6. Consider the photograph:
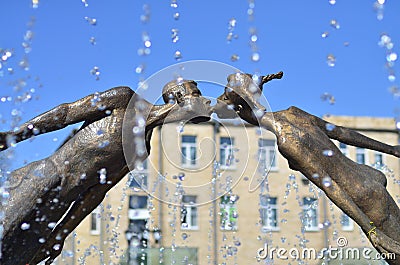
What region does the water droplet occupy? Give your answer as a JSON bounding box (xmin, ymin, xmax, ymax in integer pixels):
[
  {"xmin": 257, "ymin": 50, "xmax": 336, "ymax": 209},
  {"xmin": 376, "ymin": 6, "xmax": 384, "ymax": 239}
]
[
  {"xmin": 388, "ymin": 73, "xmax": 396, "ymax": 82},
  {"xmin": 21, "ymin": 223, "xmax": 30, "ymax": 230},
  {"xmin": 99, "ymin": 168, "xmax": 107, "ymax": 184},
  {"xmin": 176, "ymin": 121, "xmax": 185, "ymax": 133},
  {"xmin": 39, "ymin": 238, "xmax": 46, "ymax": 243},
  {"xmin": 329, "ymin": 0, "xmax": 336, "ymax": 4},
  {"xmin": 330, "ymin": 19, "xmax": 340, "ymax": 29},
  {"xmin": 321, "ymin": 92, "xmax": 336, "ymax": 104},
  {"xmin": 174, "ymin": 50, "xmax": 182, "ymax": 60},
  {"xmin": 171, "ymin": 29, "xmax": 179, "ymax": 43},
  {"xmin": 323, "ymin": 149, "xmax": 334, "ymax": 156},
  {"xmin": 53, "ymin": 244, "xmax": 61, "ymax": 250},
  {"xmin": 170, "ymin": 0, "xmax": 178, "ymax": 8},
  {"xmin": 144, "ymin": 40, "xmax": 152, "ymax": 48},
  {"xmin": 19, "ymin": 57, "xmax": 30, "ymax": 71},
  {"xmin": 81, "ymin": 0, "xmax": 88, "ymax": 7},
  {"xmin": 251, "ymin": 52, "xmax": 260, "ymax": 62},
  {"xmin": 321, "ymin": 31, "xmax": 329, "ymax": 38},
  {"xmin": 325, "ymin": 123, "xmax": 336, "ymax": 131},
  {"xmin": 135, "ymin": 64, "xmax": 145, "ymax": 74},
  {"xmin": 48, "ymin": 222, "xmax": 57, "ymax": 229},
  {"xmin": 32, "ymin": 0, "xmax": 39, "ymax": 8},
  {"xmin": 178, "ymin": 172, "xmax": 185, "ymax": 181},
  {"xmin": 387, "ymin": 52, "xmax": 398, "ymax": 62},
  {"xmin": 89, "ymin": 37, "xmax": 96, "ymax": 45},
  {"xmin": 230, "ymin": 54, "xmax": 239, "ymax": 62},
  {"xmin": 90, "ymin": 66, "xmax": 100, "ymax": 80},
  {"xmin": 379, "ymin": 34, "xmax": 392, "ymax": 48},
  {"xmin": 84, "ymin": 16, "xmax": 97, "ymax": 26},
  {"xmin": 181, "ymin": 233, "xmax": 188, "ymax": 240},
  {"xmin": 229, "ymin": 18, "xmax": 237, "ymax": 29},
  {"xmin": 140, "ymin": 4, "xmax": 151, "ymax": 23},
  {"xmin": 322, "ymin": 176, "xmax": 332, "ymax": 187},
  {"xmin": 326, "ymin": 54, "xmax": 336, "ymax": 67},
  {"xmin": 173, "ymin": 12, "xmax": 180, "ymax": 20},
  {"xmin": 312, "ymin": 173, "xmax": 319, "ymax": 179}
]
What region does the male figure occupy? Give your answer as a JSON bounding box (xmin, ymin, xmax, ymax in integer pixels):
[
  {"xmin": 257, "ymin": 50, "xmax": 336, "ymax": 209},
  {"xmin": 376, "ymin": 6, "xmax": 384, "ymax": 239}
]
[
  {"xmin": 0, "ymin": 80, "xmax": 211, "ymax": 264},
  {"xmin": 214, "ymin": 72, "xmax": 400, "ymax": 264}
]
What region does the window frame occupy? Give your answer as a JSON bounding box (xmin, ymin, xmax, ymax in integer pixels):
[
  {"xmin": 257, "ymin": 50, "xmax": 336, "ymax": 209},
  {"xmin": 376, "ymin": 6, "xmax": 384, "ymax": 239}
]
[
  {"xmin": 373, "ymin": 151, "xmax": 384, "ymax": 165},
  {"xmin": 356, "ymin": 147, "xmax": 368, "ymax": 165},
  {"xmin": 260, "ymin": 195, "xmax": 279, "ymax": 231},
  {"xmin": 181, "ymin": 195, "xmax": 199, "ymax": 230},
  {"xmin": 181, "ymin": 135, "xmax": 198, "ymax": 168},
  {"xmin": 258, "ymin": 139, "xmax": 278, "ymax": 172},
  {"xmin": 219, "ymin": 195, "xmax": 239, "ymax": 231},
  {"xmin": 129, "ymin": 159, "xmax": 148, "ymax": 189},
  {"xmin": 341, "ymin": 213, "xmax": 354, "ymax": 231},
  {"xmin": 90, "ymin": 206, "xmax": 101, "ymax": 235},
  {"xmin": 302, "ymin": 197, "xmax": 319, "ymax": 232},
  {"xmin": 219, "ymin": 137, "xmax": 236, "ymax": 170},
  {"xmin": 339, "ymin": 142, "xmax": 349, "ymax": 157}
]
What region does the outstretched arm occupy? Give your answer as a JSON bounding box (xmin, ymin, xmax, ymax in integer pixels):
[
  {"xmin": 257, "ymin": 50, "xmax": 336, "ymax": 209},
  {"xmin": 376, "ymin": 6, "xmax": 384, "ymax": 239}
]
[
  {"xmin": 0, "ymin": 86, "xmax": 134, "ymax": 151},
  {"xmin": 309, "ymin": 113, "xmax": 400, "ymax": 158}
]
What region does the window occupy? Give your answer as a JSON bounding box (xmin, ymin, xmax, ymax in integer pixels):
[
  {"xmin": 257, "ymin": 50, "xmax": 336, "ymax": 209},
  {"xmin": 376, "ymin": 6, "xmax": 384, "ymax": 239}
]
[
  {"xmin": 181, "ymin": 195, "xmax": 198, "ymax": 229},
  {"xmin": 220, "ymin": 195, "xmax": 239, "ymax": 231},
  {"xmin": 128, "ymin": 195, "xmax": 149, "ymax": 220},
  {"xmin": 374, "ymin": 152, "xmax": 383, "ymax": 165},
  {"xmin": 302, "ymin": 197, "xmax": 318, "ymax": 231},
  {"xmin": 129, "ymin": 195, "xmax": 148, "ymax": 209},
  {"xmin": 339, "ymin": 142, "xmax": 349, "ymax": 157},
  {"xmin": 260, "ymin": 196, "xmax": 278, "ymax": 231},
  {"xmin": 181, "ymin": 135, "xmax": 197, "ymax": 167},
  {"xmin": 129, "ymin": 160, "xmax": 148, "ymax": 189},
  {"xmin": 341, "ymin": 213, "xmax": 354, "ymax": 231},
  {"xmin": 90, "ymin": 206, "xmax": 101, "ymax": 235},
  {"xmin": 356, "ymin": 147, "xmax": 367, "ymax": 164},
  {"xmin": 258, "ymin": 139, "xmax": 277, "ymax": 171},
  {"xmin": 220, "ymin": 137, "xmax": 235, "ymax": 169}
]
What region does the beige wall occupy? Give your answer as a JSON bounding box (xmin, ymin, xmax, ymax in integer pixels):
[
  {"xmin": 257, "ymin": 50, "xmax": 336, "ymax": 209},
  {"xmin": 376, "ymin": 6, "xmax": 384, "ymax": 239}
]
[{"xmin": 56, "ymin": 115, "xmax": 400, "ymax": 265}]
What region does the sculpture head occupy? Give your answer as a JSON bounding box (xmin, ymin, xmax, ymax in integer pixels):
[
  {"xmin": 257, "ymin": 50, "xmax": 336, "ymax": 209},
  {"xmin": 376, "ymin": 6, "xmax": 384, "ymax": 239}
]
[
  {"xmin": 213, "ymin": 73, "xmax": 265, "ymax": 119},
  {"xmin": 161, "ymin": 79, "xmax": 212, "ymax": 123}
]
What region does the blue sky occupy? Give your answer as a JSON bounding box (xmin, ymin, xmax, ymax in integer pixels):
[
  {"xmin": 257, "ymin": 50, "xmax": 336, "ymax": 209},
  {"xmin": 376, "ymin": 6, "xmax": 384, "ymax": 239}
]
[{"xmin": 1, "ymin": 0, "xmax": 400, "ymax": 168}]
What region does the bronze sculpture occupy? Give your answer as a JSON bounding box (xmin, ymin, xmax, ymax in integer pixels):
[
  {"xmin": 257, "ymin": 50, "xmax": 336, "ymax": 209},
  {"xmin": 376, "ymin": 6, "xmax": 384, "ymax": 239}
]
[
  {"xmin": 0, "ymin": 80, "xmax": 211, "ymax": 265},
  {"xmin": 214, "ymin": 72, "xmax": 400, "ymax": 265},
  {"xmin": 1, "ymin": 71, "xmax": 400, "ymax": 264}
]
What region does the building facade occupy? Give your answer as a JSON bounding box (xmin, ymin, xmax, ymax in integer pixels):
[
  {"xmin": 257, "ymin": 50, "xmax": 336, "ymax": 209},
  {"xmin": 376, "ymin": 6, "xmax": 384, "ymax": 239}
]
[{"xmin": 54, "ymin": 115, "xmax": 400, "ymax": 265}]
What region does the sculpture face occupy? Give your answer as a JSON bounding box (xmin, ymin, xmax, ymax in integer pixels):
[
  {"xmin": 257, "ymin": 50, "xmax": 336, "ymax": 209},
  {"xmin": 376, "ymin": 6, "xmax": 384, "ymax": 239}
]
[
  {"xmin": 213, "ymin": 73, "xmax": 254, "ymax": 119},
  {"xmin": 162, "ymin": 80, "xmax": 212, "ymax": 123}
]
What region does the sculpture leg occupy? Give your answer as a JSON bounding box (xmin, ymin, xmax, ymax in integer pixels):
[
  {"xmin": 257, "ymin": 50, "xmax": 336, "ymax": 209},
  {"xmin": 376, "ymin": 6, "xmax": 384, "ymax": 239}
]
[
  {"xmin": 30, "ymin": 182, "xmax": 113, "ymax": 264},
  {"xmin": 1, "ymin": 157, "xmax": 65, "ymax": 265}
]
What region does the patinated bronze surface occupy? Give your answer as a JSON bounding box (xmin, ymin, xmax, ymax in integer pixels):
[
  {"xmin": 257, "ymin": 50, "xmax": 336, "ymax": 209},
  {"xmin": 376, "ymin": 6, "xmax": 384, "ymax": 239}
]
[
  {"xmin": 214, "ymin": 72, "xmax": 400, "ymax": 265},
  {"xmin": 0, "ymin": 81, "xmax": 211, "ymax": 265},
  {"xmin": 2, "ymin": 72, "xmax": 400, "ymax": 265}
]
